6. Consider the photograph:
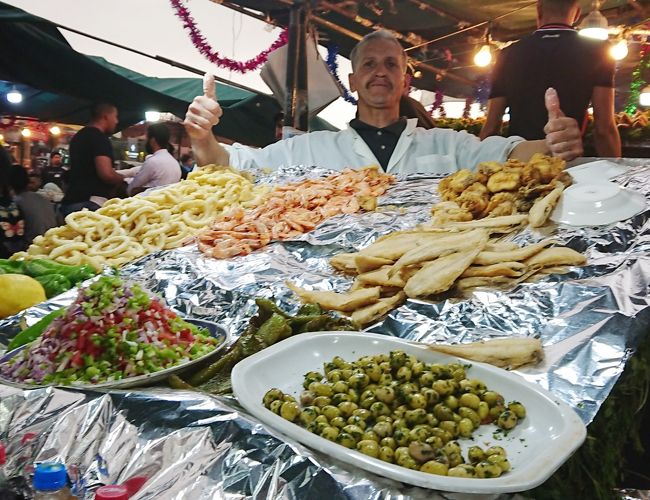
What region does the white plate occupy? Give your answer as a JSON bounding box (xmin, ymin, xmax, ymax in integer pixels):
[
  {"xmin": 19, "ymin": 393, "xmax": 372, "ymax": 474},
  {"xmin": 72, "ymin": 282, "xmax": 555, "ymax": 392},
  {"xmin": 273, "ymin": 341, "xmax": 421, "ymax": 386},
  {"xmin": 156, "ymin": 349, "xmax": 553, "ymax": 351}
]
[
  {"xmin": 232, "ymin": 332, "xmax": 586, "ymax": 494},
  {"xmin": 0, "ymin": 319, "xmax": 229, "ymax": 390},
  {"xmin": 550, "ymin": 181, "xmax": 646, "ymax": 226},
  {"xmin": 566, "ymin": 160, "xmax": 628, "ymax": 184}
]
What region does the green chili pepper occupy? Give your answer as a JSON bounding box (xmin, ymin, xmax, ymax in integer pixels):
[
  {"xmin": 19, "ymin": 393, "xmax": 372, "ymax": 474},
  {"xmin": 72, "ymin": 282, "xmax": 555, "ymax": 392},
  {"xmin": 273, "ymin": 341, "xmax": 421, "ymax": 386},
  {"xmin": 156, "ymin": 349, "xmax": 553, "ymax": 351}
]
[
  {"xmin": 7, "ymin": 308, "xmax": 65, "ymax": 351},
  {"xmin": 254, "ymin": 313, "xmax": 292, "ymax": 346},
  {"xmin": 33, "ymin": 274, "xmax": 72, "ymax": 298},
  {"xmin": 168, "ymin": 374, "xmax": 196, "ymax": 390},
  {"xmin": 0, "ymin": 259, "xmax": 24, "ymax": 274},
  {"xmin": 22, "ymin": 259, "xmax": 96, "ymax": 284},
  {"xmin": 187, "ymin": 345, "xmax": 242, "ymax": 387},
  {"xmin": 297, "ymin": 303, "xmax": 323, "ymax": 316}
]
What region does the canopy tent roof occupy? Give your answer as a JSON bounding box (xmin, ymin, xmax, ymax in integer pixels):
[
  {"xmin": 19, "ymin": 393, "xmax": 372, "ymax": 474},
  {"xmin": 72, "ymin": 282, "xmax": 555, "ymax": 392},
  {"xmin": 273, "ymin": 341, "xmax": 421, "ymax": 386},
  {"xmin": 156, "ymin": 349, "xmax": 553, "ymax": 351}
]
[
  {"xmin": 0, "ymin": 2, "xmax": 336, "ymax": 146},
  {"xmin": 222, "ymin": 0, "xmax": 647, "ymax": 98}
]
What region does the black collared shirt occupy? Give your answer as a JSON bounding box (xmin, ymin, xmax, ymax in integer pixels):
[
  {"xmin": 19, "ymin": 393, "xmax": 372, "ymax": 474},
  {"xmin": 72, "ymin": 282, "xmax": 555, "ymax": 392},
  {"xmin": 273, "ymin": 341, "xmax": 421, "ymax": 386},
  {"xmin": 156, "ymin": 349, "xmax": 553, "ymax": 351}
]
[
  {"xmin": 349, "ymin": 118, "xmax": 407, "ymax": 170},
  {"xmin": 489, "ymin": 24, "xmax": 614, "ymax": 140}
]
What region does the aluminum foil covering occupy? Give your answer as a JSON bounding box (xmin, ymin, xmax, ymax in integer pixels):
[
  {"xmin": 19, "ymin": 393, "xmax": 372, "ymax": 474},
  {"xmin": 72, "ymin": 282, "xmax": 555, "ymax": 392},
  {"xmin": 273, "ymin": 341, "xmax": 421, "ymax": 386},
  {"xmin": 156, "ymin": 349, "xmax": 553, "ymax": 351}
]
[{"xmin": 1, "ymin": 160, "xmax": 650, "ymax": 498}]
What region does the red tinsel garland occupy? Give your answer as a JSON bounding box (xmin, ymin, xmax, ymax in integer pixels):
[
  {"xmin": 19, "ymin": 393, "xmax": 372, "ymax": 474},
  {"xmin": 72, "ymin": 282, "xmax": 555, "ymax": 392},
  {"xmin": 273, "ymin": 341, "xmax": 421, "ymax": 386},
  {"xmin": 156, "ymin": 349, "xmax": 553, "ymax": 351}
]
[{"xmin": 170, "ymin": 0, "xmax": 288, "ymax": 73}]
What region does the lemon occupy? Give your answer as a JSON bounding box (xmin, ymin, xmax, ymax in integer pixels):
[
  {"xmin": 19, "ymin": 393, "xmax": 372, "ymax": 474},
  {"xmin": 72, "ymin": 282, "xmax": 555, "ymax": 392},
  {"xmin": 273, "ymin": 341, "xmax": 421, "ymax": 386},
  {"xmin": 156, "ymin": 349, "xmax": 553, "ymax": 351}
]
[{"xmin": 0, "ymin": 274, "xmax": 47, "ymax": 319}]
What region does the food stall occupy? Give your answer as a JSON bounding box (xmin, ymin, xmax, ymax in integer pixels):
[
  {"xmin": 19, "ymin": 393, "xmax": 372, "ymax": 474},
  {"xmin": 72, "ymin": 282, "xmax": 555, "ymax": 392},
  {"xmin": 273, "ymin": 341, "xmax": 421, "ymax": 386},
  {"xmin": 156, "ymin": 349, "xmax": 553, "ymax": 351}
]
[{"xmin": 0, "ymin": 155, "xmax": 649, "ymax": 498}]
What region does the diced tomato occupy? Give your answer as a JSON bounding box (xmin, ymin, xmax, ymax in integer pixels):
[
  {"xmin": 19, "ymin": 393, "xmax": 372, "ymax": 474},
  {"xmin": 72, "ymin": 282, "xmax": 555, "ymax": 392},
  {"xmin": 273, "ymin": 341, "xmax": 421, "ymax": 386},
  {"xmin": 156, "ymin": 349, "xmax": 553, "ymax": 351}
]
[{"xmin": 71, "ymin": 352, "xmax": 83, "ymax": 368}]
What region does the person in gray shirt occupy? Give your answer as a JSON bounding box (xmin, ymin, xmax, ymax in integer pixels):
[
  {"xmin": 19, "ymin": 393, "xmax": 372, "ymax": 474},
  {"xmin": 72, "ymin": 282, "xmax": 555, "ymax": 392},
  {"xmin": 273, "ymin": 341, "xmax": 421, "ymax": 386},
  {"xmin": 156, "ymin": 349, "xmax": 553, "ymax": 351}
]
[{"xmin": 9, "ymin": 165, "xmax": 57, "ymax": 245}]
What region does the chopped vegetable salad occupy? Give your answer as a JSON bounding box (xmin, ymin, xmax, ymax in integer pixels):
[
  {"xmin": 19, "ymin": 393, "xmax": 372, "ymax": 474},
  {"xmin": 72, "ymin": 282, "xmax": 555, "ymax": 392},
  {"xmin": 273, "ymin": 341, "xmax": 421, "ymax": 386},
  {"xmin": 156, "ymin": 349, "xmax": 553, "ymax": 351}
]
[{"xmin": 1, "ymin": 275, "xmax": 220, "ymax": 385}]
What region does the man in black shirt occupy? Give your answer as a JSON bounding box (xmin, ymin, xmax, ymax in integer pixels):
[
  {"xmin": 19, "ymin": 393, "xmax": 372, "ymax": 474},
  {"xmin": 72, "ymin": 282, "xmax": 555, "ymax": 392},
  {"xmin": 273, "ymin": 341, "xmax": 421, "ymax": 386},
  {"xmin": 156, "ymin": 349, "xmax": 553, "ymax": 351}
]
[
  {"xmin": 480, "ymin": 0, "xmax": 621, "ymax": 157},
  {"xmin": 61, "ymin": 103, "xmax": 126, "ymax": 217}
]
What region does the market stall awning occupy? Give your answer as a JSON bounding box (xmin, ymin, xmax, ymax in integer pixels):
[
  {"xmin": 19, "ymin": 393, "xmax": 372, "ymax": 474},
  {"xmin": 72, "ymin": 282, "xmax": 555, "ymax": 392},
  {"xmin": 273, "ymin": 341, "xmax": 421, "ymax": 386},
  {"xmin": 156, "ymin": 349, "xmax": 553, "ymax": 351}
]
[
  {"xmin": 220, "ymin": 0, "xmax": 646, "ymax": 98},
  {"xmin": 0, "ymin": 2, "xmax": 336, "ymax": 146}
]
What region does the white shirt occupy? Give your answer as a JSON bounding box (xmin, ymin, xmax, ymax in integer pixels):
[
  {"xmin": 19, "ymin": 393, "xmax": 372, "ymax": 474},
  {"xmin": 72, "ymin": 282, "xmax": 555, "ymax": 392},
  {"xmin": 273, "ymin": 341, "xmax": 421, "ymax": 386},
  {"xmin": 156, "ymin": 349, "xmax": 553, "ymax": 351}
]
[
  {"xmin": 127, "ymin": 149, "xmax": 181, "ymax": 195},
  {"xmin": 225, "ymin": 119, "xmax": 525, "ymax": 175}
]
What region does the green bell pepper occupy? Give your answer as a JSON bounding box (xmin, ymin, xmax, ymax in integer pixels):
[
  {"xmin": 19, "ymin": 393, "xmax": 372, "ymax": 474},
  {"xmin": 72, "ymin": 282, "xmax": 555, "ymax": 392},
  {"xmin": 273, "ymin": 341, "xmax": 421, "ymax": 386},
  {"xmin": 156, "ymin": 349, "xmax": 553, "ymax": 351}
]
[{"xmin": 34, "ymin": 274, "xmax": 72, "ymax": 298}]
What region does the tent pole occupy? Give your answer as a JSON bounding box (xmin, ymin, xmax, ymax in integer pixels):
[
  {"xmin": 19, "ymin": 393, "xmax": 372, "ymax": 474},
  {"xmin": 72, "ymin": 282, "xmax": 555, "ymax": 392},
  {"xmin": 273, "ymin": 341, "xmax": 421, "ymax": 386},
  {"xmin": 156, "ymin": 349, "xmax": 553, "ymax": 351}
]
[{"xmin": 283, "ymin": 0, "xmax": 309, "ymax": 136}]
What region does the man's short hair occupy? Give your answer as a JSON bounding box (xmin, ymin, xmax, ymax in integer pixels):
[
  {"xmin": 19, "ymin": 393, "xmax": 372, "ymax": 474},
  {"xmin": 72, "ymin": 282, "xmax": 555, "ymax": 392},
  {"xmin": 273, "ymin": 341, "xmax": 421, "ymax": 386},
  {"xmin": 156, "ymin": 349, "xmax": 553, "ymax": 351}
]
[
  {"xmin": 180, "ymin": 153, "xmax": 192, "ymax": 163},
  {"xmin": 539, "ymin": 0, "xmax": 579, "ymax": 17},
  {"xmin": 349, "ymin": 30, "xmax": 407, "ymax": 71},
  {"xmin": 147, "ymin": 123, "xmax": 171, "ymax": 148},
  {"xmin": 50, "ymin": 151, "xmax": 62, "ymax": 158},
  {"xmin": 91, "ymin": 102, "xmax": 117, "ymax": 120}
]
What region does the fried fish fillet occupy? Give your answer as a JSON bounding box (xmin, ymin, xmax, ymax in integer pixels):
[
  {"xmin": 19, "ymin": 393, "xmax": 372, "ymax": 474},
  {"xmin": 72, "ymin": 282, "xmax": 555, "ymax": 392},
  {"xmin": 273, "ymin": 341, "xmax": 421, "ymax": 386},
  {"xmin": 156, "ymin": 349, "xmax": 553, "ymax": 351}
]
[
  {"xmin": 330, "ymin": 253, "xmax": 359, "ymax": 274},
  {"xmin": 286, "ymin": 282, "xmax": 380, "ymax": 312},
  {"xmin": 528, "ymin": 183, "xmax": 564, "ymax": 228},
  {"xmin": 460, "ymin": 261, "xmax": 528, "ymax": 278},
  {"xmin": 524, "ymin": 247, "xmax": 586, "ymax": 268},
  {"xmin": 351, "ymin": 292, "xmax": 406, "ymax": 327},
  {"xmin": 355, "ymin": 254, "xmax": 394, "ymax": 273},
  {"xmin": 439, "ymin": 214, "xmax": 528, "ymax": 229},
  {"xmin": 473, "ymin": 239, "xmax": 555, "ymax": 265},
  {"xmin": 424, "ymin": 337, "xmax": 544, "ymax": 370},
  {"xmin": 358, "ymin": 232, "xmax": 445, "ymax": 260},
  {"xmin": 390, "ymin": 229, "xmax": 487, "ymax": 277},
  {"xmin": 357, "ymin": 265, "xmax": 407, "ymax": 288},
  {"xmin": 404, "ymin": 245, "xmax": 485, "ymax": 298}
]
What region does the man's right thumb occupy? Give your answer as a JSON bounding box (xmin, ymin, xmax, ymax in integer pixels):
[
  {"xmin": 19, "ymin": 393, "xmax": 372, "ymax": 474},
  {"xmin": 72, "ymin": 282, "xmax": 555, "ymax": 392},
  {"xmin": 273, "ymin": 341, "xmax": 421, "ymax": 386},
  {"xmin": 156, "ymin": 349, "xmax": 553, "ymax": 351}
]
[
  {"xmin": 545, "ymin": 87, "xmax": 561, "ymax": 120},
  {"xmin": 203, "ymin": 73, "xmax": 217, "ymax": 101}
]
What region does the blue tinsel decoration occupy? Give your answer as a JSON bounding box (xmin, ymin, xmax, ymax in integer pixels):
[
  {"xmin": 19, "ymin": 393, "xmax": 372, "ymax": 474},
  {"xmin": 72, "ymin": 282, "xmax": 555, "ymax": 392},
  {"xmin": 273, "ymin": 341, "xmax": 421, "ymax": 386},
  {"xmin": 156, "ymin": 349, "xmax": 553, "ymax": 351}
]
[{"xmin": 326, "ymin": 45, "xmax": 358, "ymax": 105}]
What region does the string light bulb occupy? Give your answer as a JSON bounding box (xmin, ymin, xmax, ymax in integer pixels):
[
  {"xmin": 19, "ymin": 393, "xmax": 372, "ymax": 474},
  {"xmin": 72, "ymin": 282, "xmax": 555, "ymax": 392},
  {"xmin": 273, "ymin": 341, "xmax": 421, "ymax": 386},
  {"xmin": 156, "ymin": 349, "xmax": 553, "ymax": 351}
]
[
  {"xmin": 474, "ymin": 26, "xmax": 493, "ymax": 67},
  {"xmin": 49, "ymin": 126, "xmax": 61, "ymax": 136},
  {"xmin": 610, "ymin": 38, "xmax": 628, "ymax": 61},
  {"xmin": 579, "ymin": 1, "xmax": 608, "ymax": 40},
  {"xmin": 640, "ymin": 85, "xmax": 650, "ymax": 107},
  {"xmin": 145, "ymin": 111, "xmax": 160, "ymax": 122},
  {"xmin": 21, "ymin": 128, "xmax": 31, "ymax": 138},
  {"xmin": 6, "ymin": 86, "xmax": 22, "ymax": 104}
]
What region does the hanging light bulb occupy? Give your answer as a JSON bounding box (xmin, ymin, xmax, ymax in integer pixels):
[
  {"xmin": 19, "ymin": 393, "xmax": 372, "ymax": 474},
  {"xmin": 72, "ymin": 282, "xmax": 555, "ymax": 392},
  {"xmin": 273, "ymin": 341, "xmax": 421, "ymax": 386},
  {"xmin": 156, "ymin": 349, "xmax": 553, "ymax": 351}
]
[
  {"xmin": 640, "ymin": 85, "xmax": 650, "ymax": 107},
  {"xmin": 610, "ymin": 38, "xmax": 628, "ymax": 60},
  {"xmin": 413, "ymin": 70, "xmax": 423, "ymax": 78},
  {"xmin": 579, "ymin": 1, "xmax": 608, "ymax": 40},
  {"xmin": 474, "ymin": 44, "xmax": 492, "ymax": 67},
  {"xmin": 6, "ymin": 86, "xmax": 22, "ymax": 104},
  {"xmin": 49, "ymin": 126, "xmax": 61, "ymax": 136},
  {"xmin": 145, "ymin": 111, "xmax": 160, "ymax": 122},
  {"xmin": 21, "ymin": 128, "xmax": 31, "ymax": 138}
]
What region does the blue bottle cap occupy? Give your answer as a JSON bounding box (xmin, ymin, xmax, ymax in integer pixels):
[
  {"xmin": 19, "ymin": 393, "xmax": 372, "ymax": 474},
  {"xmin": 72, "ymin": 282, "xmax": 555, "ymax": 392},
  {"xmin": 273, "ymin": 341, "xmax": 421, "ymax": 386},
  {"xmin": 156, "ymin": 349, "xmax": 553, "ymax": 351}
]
[{"xmin": 33, "ymin": 462, "xmax": 67, "ymax": 491}]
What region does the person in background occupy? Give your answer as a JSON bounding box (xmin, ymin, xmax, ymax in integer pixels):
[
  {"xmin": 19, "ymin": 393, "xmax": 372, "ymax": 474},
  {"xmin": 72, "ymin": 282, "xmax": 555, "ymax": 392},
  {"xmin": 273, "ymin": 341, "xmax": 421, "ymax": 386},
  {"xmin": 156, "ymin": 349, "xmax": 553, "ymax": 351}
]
[
  {"xmin": 480, "ymin": 0, "xmax": 621, "ymax": 157},
  {"xmin": 127, "ymin": 123, "xmax": 181, "ymax": 195},
  {"xmin": 185, "ymin": 30, "xmax": 583, "ymax": 175},
  {"xmin": 399, "ymin": 95, "xmax": 435, "ymax": 129},
  {"xmin": 60, "ymin": 103, "xmax": 125, "ymax": 217},
  {"xmin": 180, "ymin": 153, "xmax": 194, "ymax": 180},
  {"xmin": 26, "ymin": 173, "xmax": 42, "ymax": 192},
  {"xmin": 9, "ymin": 165, "xmax": 57, "ymax": 246},
  {"xmin": 0, "ymin": 150, "xmax": 25, "ymax": 258},
  {"xmin": 41, "ymin": 150, "xmax": 66, "ymax": 188}
]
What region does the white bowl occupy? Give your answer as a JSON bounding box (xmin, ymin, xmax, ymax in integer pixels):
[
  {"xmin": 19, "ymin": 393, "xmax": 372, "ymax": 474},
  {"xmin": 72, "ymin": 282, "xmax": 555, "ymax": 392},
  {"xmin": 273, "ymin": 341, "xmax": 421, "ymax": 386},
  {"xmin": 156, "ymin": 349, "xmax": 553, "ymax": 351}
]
[
  {"xmin": 566, "ymin": 160, "xmax": 628, "ymax": 184},
  {"xmin": 550, "ymin": 181, "xmax": 646, "ymax": 226}
]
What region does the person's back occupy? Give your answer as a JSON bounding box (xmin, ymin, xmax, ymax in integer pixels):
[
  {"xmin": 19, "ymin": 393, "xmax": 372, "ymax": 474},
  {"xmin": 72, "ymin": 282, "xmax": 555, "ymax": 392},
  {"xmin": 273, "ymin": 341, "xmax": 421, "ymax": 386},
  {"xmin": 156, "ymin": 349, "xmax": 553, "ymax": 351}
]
[
  {"xmin": 494, "ymin": 30, "xmax": 612, "ymax": 139},
  {"xmin": 10, "ymin": 165, "xmax": 57, "ymax": 245},
  {"xmin": 63, "ymin": 126, "xmax": 114, "ymax": 204}
]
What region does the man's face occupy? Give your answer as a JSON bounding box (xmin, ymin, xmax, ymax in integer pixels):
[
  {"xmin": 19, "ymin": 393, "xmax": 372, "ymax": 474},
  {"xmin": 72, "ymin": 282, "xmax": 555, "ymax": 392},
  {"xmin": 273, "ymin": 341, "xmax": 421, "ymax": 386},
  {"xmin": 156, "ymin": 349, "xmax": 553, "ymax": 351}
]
[
  {"xmin": 349, "ymin": 39, "xmax": 407, "ymax": 110},
  {"xmin": 27, "ymin": 176, "xmax": 41, "ymax": 191},
  {"xmin": 106, "ymin": 108, "xmax": 119, "ymax": 134},
  {"xmin": 50, "ymin": 154, "xmax": 62, "ymax": 167}
]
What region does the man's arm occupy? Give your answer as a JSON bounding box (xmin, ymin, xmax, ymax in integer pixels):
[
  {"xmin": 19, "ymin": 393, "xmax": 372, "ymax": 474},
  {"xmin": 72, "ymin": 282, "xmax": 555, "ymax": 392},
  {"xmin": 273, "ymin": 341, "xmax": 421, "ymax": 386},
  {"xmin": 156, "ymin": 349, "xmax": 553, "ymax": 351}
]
[
  {"xmin": 95, "ymin": 156, "xmax": 126, "ymax": 185},
  {"xmin": 184, "ymin": 74, "xmax": 230, "ymax": 167},
  {"xmin": 591, "ymin": 86, "xmax": 621, "ymax": 157},
  {"xmin": 480, "ymin": 97, "xmax": 507, "ymax": 140},
  {"xmin": 127, "ymin": 161, "xmax": 154, "ymax": 196}
]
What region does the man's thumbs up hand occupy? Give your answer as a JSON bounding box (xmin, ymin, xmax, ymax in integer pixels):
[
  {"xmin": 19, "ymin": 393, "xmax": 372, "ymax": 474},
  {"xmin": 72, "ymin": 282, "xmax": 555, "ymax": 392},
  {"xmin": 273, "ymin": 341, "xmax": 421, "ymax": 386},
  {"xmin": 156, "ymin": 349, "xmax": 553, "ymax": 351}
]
[
  {"xmin": 543, "ymin": 88, "xmax": 583, "ymax": 161},
  {"xmin": 184, "ymin": 73, "xmax": 223, "ymax": 141}
]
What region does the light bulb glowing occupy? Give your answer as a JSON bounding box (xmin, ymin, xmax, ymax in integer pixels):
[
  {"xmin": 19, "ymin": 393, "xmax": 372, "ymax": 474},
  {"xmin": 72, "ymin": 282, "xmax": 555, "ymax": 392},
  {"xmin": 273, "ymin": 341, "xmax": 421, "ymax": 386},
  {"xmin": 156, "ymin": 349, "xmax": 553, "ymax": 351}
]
[
  {"xmin": 21, "ymin": 128, "xmax": 31, "ymax": 138},
  {"xmin": 474, "ymin": 45, "xmax": 492, "ymax": 67},
  {"xmin": 49, "ymin": 126, "xmax": 61, "ymax": 136},
  {"xmin": 6, "ymin": 89, "xmax": 22, "ymax": 104},
  {"xmin": 610, "ymin": 39, "xmax": 628, "ymax": 60},
  {"xmin": 145, "ymin": 111, "xmax": 161, "ymax": 122},
  {"xmin": 579, "ymin": 9, "xmax": 609, "ymax": 40},
  {"xmin": 640, "ymin": 85, "xmax": 650, "ymax": 107}
]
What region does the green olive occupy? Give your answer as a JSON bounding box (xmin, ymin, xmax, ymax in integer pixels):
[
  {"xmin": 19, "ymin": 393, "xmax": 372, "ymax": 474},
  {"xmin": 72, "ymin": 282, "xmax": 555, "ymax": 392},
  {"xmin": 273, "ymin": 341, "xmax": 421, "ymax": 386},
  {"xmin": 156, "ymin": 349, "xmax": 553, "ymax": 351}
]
[
  {"xmin": 443, "ymin": 440, "xmax": 461, "ymax": 456},
  {"xmin": 392, "ymin": 417, "xmax": 408, "ymax": 431},
  {"xmin": 477, "ymin": 401, "xmax": 489, "ymax": 422},
  {"xmin": 336, "ymin": 432, "xmax": 357, "ymax": 449},
  {"xmin": 269, "ymin": 400, "xmax": 283, "ymax": 414},
  {"xmin": 389, "ymin": 350, "xmax": 408, "ymax": 369},
  {"xmin": 365, "ymin": 363, "xmax": 382, "ymax": 382},
  {"xmin": 475, "ymin": 461, "xmax": 502, "ymax": 478},
  {"xmin": 376, "ymin": 415, "xmax": 393, "ymax": 423},
  {"xmin": 408, "ymin": 425, "xmax": 432, "ymax": 443},
  {"xmin": 375, "ymin": 386, "xmax": 396, "ymax": 404},
  {"xmin": 485, "ymin": 446, "xmax": 506, "ymax": 458},
  {"xmin": 408, "ymin": 441, "xmax": 437, "ymax": 463},
  {"xmin": 419, "ymin": 371, "xmax": 435, "ymax": 387},
  {"xmin": 458, "ymin": 418, "xmax": 474, "ymax": 438},
  {"xmin": 425, "ymin": 413, "xmax": 439, "ymax": 428},
  {"xmin": 337, "ymin": 401, "xmax": 358, "ymax": 418},
  {"xmin": 375, "ymin": 353, "xmax": 390, "ymax": 363},
  {"xmin": 280, "ymin": 401, "xmax": 301, "ymax": 422},
  {"xmin": 432, "ymin": 380, "xmax": 454, "ymax": 397},
  {"xmin": 448, "ymin": 464, "xmax": 475, "ymax": 477},
  {"xmin": 394, "ymin": 446, "xmax": 410, "ymax": 462},
  {"xmin": 330, "ymin": 416, "xmax": 346, "ymax": 429},
  {"xmin": 482, "ymin": 390, "xmax": 500, "ymax": 407},
  {"xmin": 459, "ymin": 393, "xmax": 481, "ymax": 410},
  {"xmin": 348, "ymin": 372, "xmax": 370, "ymax": 390},
  {"xmin": 331, "ymin": 356, "xmax": 347, "ymax": 368},
  {"xmin": 508, "ymin": 401, "xmax": 526, "ymax": 419},
  {"xmin": 380, "ymin": 437, "xmax": 397, "ymax": 449},
  {"xmin": 326, "ymin": 370, "xmax": 343, "ymax": 383},
  {"xmin": 356, "ymin": 439, "xmax": 380, "ymax": 458},
  {"xmin": 420, "ymin": 460, "xmax": 449, "ymax": 476},
  {"xmin": 304, "ymin": 371, "xmax": 323, "ymax": 388},
  {"xmin": 263, "ymin": 388, "xmax": 284, "ymax": 408},
  {"xmin": 497, "ymin": 410, "xmax": 518, "ymax": 430},
  {"xmin": 352, "ymin": 408, "xmax": 372, "ymax": 421},
  {"xmin": 393, "ymin": 428, "xmax": 410, "ymax": 447},
  {"xmin": 447, "ymin": 452, "xmax": 464, "ymax": 468},
  {"xmin": 298, "ymin": 406, "xmax": 321, "ymax": 426},
  {"xmin": 404, "ymin": 408, "xmax": 427, "ymax": 426},
  {"xmin": 320, "ymin": 426, "xmax": 340, "ymax": 441},
  {"xmin": 443, "ymin": 395, "xmax": 459, "ymax": 411},
  {"xmin": 307, "ymin": 420, "xmax": 328, "ymax": 434},
  {"xmin": 309, "ymin": 382, "xmax": 333, "ymax": 397},
  {"xmin": 361, "ymin": 430, "xmax": 379, "ymax": 442},
  {"xmin": 406, "ymin": 393, "xmax": 427, "ymax": 410},
  {"xmin": 347, "ymin": 415, "xmax": 367, "ymax": 430},
  {"xmin": 468, "ymin": 446, "xmax": 485, "ymax": 464},
  {"xmin": 300, "ymin": 390, "xmax": 316, "ymax": 406},
  {"xmin": 373, "ymin": 421, "xmax": 393, "ymax": 438},
  {"xmin": 331, "ymin": 393, "xmax": 351, "ymax": 405},
  {"xmin": 424, "ymin": 436, "xmax": 443, "ymax": 450},
  {"xmin": 433, "ymin": 404, "xmax": 455, "ymax": 422},
  {"xmin": 378, "ymin": 373, "xmax": 393, "ymax": 385},
  {"xmin": 379, "ymin": 446, "xmax": 395, "ymax": 463},
  {"xmin": 411, "ymin": 361, "xmax": 425, "ymax": 376},
  {"xmin": 312, "ymin": 396, "xmax": 331, "ymax": 408},
  {"xmin": 342, "ymin": 424, "xmax": 364, "ymax": 440},
  {"xmin": 451, "ymin": 368, "xmax": 467, "ymax": 381},
  {"xmin": 396, "ymin": 366, "xmax": 412, "ymax": 382},
  {"xmin": 438, "ymin": 420, "xmax": 458, "ymax": 438},
  {"xmin": 458, "ymin": 406, "xmax": 481, "ymax": 428},
  {"xmin": 379, "ymin": 361, "xmax": 391, "ymax": 373},
  {"xmin": 489, "ymin": 404, "xmax": 506, "ymax": 421},
  {"xmin": 360, "ymin": 397, "xmax": 376, "ymax": 410},
  {"xmin": 340, "ymin": 368, "xmax": 353, "ymax": 380},
  {"xmin": 331, "ymin": 381, "xmax": 349, "ymax": 394},
  {"xmin": 393, "ymin": 405, "xmax": 408, "ymax": 418},
  {"xmin": 347, "ymin": 389, "xmax": 359, "ymax": 404},
  {"xmin": 323, "ymin": 362, "xmax": 337, "ymax": 374},
  {"xmin": 370, "ymin": 401, "xmax": 391, "ymax": 419},
  {"xmin": 487, "ymin": 454, "xmax": 512, "ymax": 472},
  {"xmin": 430, "ymin": 427, "xmax": 453, "ymax": 445},
  {"xmin": 321, "ymin": 405, "xmax": 340, "ymax": 421}
]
